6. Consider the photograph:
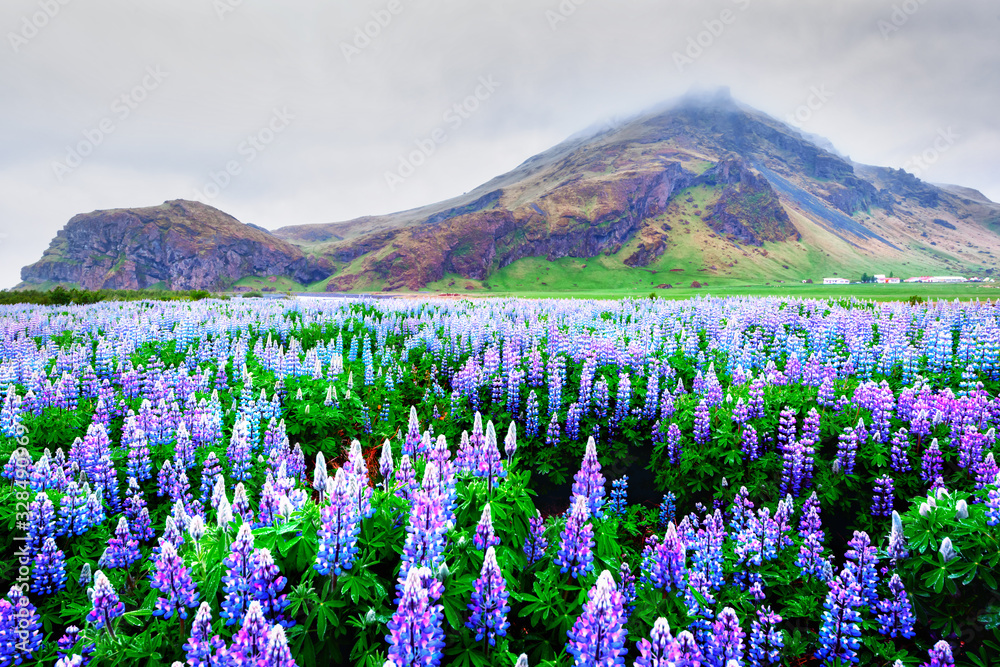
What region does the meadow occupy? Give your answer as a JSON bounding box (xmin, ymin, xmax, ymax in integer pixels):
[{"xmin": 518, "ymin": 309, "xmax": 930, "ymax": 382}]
[{"xmin": 1, "ymin": 294, "xmax": 998, "ymax": 666}]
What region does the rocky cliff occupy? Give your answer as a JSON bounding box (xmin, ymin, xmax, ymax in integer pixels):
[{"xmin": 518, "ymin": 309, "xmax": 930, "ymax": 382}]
[{"xmin": 20, "ymin": 200, "xmax": 330, "ymax": 291}]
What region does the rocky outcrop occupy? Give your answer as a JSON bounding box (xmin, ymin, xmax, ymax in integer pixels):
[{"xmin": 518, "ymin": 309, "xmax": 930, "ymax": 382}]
[
  {"xmin": 699, "ymin": 157, "xmax": 799, "ymax": 245},
  {"xmin": 20, "ymin": 200, "xmax": 329, "ymax": 290}
]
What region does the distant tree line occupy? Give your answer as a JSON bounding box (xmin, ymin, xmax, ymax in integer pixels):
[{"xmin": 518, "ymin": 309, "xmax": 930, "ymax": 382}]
[{"xmin": 0, "ymin": 286, "xmax": 215, "ymax": 305}]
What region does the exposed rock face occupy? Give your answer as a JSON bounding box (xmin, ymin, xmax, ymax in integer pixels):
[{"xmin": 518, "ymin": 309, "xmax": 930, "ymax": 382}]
[
  {"xmin": 701, "ymin": 157, "xmax": 798, "ymax": 245},
  {"xmin": 20, "ymin": 200, "xmax": 329, "ymax": 290}
]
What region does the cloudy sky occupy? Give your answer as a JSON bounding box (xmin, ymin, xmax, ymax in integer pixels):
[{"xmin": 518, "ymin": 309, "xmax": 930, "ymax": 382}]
[{"xmin": 1, "ymin": 0, "xmax": 998, "ymax": 288}]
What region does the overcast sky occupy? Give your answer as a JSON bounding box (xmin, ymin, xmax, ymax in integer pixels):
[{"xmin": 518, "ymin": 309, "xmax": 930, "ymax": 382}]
[{"xmin": 1, "ymin": 0, "xmax": 998, "ymax": 288}]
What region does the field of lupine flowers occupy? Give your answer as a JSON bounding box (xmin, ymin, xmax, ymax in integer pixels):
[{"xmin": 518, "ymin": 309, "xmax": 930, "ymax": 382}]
[{"xmin": 1, "ymin": 295, "xmax": 999, "ymax": 667}]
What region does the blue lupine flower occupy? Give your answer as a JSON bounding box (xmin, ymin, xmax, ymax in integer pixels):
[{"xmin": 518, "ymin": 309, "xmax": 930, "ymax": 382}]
[
  {"xmin": 5, "ymin": 586, "xmax": 43, "ymax": 662},
  {"xmin": 571, "ymin": 436, "xmax": 606, "ymax": 519},
  {"xmin": 924, "ymin": 640, "xmax": 954, "ymax": 667},
  {"xmin": 693, "ymin": 399, "xmax": 711, "ymax": 446},
  {"xmin": 315, "ymin": 468, "xmax": 361, "ymax": 578},
  {"xmin": 659, "ymin": 492, "xmax": 677, "ymax": 528},
  {"xmin": 640, "ymin": 522, "xmax": 686, "ymax": 593},
  {"xmin": 251, "ymin": 547, "xmax": 291, "ymax": 628},
  {"xmin": 608, "ymin": 476, "xmax": 628, "ymax": 519},
  {"xmin": 386, "ymin": 566, "xmax": 445, "ymax": 667},
  {"xmin": 221, "ymin": 522, "xmax": 256, "ymax": 625},
  {"xmin": 86, "ymin": 571, "xmax": 125, "ymax": 637},
  {"xmin": 876, "ymin": 574, "xmax": 916, "ymax": 639},
  {"xmin": 466, "ymin": 546, "xmax": 510, "ymax": 646},
  {"xmin": 184, "ymin": 601, "xmax": 226, "ymax": 667},
  {"xmin": 473, "ymin": 503, "xmax": 500, "ymax": 551},
  {"xmin": 817, "ymin": 566, "xmax": 863, "ymax": 665},
  {"xmin": 525, "ymin": 390, "xmax": 540, "ymax": 438},
  {"xmin": 105, "ymin": 517, "xmax": 142, "ymax": 570},
  {"xmin": 262, "ymin": 624, "xmax": 297, "ymax": 667},
  {"xmin": 748, "ymin": 606, "xmax": 784, "ymax": 667},
  {"xmin": 31, "ymin": 537, "xmax": 68, "ymax": 596},
  {"xmin": 634, "ymin": 617, "xmax": 674, "ymax": 667},
  {"xmin": 872, "ymin": 476, "xmax": 894, "ymax": 517},
  {"xmin": 566, "ymin": 570, "xmax": 627, "ymax": 667},
  {"xmin": 523, "ymin": 510, "xmax": 548, "ymax": 564},
  {"xmin": 150, "ymin": 540, "xmax": 200, "ymax": 620},
  {"xmin": 707, "ymin": 606, "xmax": 745, "ymax": 667},
  {"xmin": 554, "ymin": 495, "xmax": 595, "ymax": 579},
  {"xmin": 25, "ymin": 493, "xmax": 57, "ymax": 558},
  {"xmin": 228, "ymin": 600, "xmax": 271, "ymax": 665}
]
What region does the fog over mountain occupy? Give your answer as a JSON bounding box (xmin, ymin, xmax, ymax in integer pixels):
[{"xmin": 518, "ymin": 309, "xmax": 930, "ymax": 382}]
[{"xmin": 2, "ymin": 0, "xmax": 998, "ymax": 288}]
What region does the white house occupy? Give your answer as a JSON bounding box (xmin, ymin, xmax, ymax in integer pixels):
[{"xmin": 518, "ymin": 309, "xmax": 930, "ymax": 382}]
[{"xmin": 823, "ymin": 277, "xmax": 849, "ymax": 285}]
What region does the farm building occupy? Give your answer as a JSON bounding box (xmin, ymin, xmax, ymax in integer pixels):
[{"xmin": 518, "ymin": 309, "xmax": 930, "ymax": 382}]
[{"xmin": 823, "ymin": 277, "xmax": 849, "ymax": 285}]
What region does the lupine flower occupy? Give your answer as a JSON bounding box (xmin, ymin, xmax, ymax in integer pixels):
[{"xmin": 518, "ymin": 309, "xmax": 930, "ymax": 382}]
[
  {"xmin": 921, "ymin": 439, "xmax": 944, "ymax": 485},
  {"xmin": 380, "ymin": 439, "xmax": 395, "ymax": 491},
  {"xmin": 640, "ymin": 522, "xmax": 686, "ymax": 593},
  {"xmin": 5, "ymin": 586, "xmax": 43, "ymax": 662},
  {"xmin": 566, "ymin": 570, "xmax": 627, "ymax": 666},
  {"xmin": 693, "ymin": 399, "xmax": 711, "ymax": 446},
  {"xmin": 741, "ymin": 424, "xmax": 760, "ymax": 461},
  {"xmin": 555, "ymin": 495, "xmax": 595, "ymax": 579},
  {"xmin": 79, "ymin": 563, "xmax": 92, "ymax": 586},
  {"xmin": 25, "ymin": 493, "xmax": 57, "ymax": 558},
  {"xmin": 876, "ymin": 573, "xmax": 916, "ymax": 639},
  {"xmin": 707, "ymin": 607, "xmax": 745, "ymax": 667},
  {"xmin": 184, "ymin": 601, "xmax": 226, "ymax": 667},
  {"xmin": 886, "ymin": 510, "xmax": 909, "ymax": 560},
  {"xmin": 607, "ymin": 475, "xmax": 629, "ymax": 519},
  {"xmin": 924, "ymin": 641, "xmax": 954, "ymax": 667},
  {"xmin": 250, "ymin": 548, "xmax": 291, "ymax": 627},
  {"xmin": 385, "ymin": 566, "xmax": 445, "ymax": 667},
  {"xmin": 31, "ymin": 537, "xmax": 67, "ymax": 596},
  {"xmin": 659, "ymin": 492, "xmax": 677, "ymax": 528},
  {"xmin": 399, "ymin": 487, "xmax": 448, "ymax": 582},
  {"xmin": 619, "ymin": 561, "xmax": 637, "ymax": 620},
  {"xmin": 263, "ymin": 624, "xmax": 297, "ymax": 667},
  {"xmin": 748, "ymin": 606, "xmax": 784, "ymax": 667},
  {"xmin": 571, "ymin": 436, "xmax": 606, "ymax": 519},
  {"xmin": 844, "ymin": 531, "xmax": 880, "ymax": 608},
  {"xmin": 667, "ymin": 423, "xmax": 682, "ymax": 465},
  {"xmin": 817, "ymin": 567, "xmax": 863, "ymax": 665},
  {"xmin": 634, "ymin": 617, "xmax": 674, "ymax": 667},
  {"xmin": 466, "ymin": 546, "xmax": 510, "ymax": 646},
  {"xmin": 473, "ymin": 503, "xmax": 500, "ymax": 551},
  {"xmin": 872, "ymin": 476, "xmax": 895, "ymax": 517},
  {"xmin": 150, "ymin": 540, "xmax": 200, "ymax": 620},
  {"xmin": 228, "ymin": 600, "xmax": 271, "ymax": 665},
  {"xmin": 525, "ymin": 390, "xmax": 540, "ymax": 438},
  {"xmin": 315, "ymin": 468, "xmax": 361, "ymax": 578},
  {"xmin": 86, "ymin": 570, "xmax": 125, "ymax": 637},
  {"xmin": 55, "ymin": 625, "xmax": 94, "ymax": 666},
  {"xmin": 221, "ymin": 522, "xmax": 256, "ymax": 625},
  {"xmin": 796, "ymin": 493, "xmax": 826, "ymax": 580},
  {"xmin": 105, "ymin": 517, "xmax": 141, "ymax": 570},
  {"xmin": 545, "ymin": 412, "xmax": 561, "ymax": 448},
  {"xmin": 836, "ymin": 427, "xmax": 857, "ymax": 475},
  {"xmin": 938, "ymin": 537, "xmax": 957, "ymax": 562},
  {"xmin": 523, "ymin": 510, "xmax": 548, "ymax": 564}
]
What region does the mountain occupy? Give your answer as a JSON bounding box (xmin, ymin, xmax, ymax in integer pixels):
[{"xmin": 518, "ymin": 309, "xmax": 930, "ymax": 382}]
[
  {"xmin": 19, "ymin": 200, "xmax": 330, "ymax": 291},
  {"xmin": 21, "ymin": 89, "xmax": 1000, "ymax": 293}
]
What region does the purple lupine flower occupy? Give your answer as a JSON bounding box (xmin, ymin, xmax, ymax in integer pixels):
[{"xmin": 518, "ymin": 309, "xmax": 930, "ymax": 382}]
[
  {"xmin": 693, "ymin": 399, "xmax": 711, "ymax": 446},
  {"xmin": 748, "ymin": 605, "xmax": 784, "ymax": 667},
  {"xmin": 251, "ymin": 548, "xmax": 291, "ymax": 627},
  {"xmin": 545, "ymin": 412, "xmax": 561, "ymax": 447},
  {"xmin": 619, "ymin": 561, "xmax": 637, "ymax": 620},
  {"xmin": 890, "ymin": 428, "xmax": 912, "ymax": 473},
  {"xmin": 634, "ymin": 617, "xmax": 674, "ymax": 667},
  {"xmin": 779, "ymin": 438, "xmax": 806, "ymax": 497},
  {"xmin": 554, "ymin": 495, "xmax": 595, "ymax": 579},
  {"xmin": 473, "ymin": 503, "xmax": 500, "ymax": 551},
  {"xmin": 399, "ymin": 487, "xmax": 448, "ymax": 582},
  {"xmin": 876, "ymin": 573, "xmax": 916, "ymax": 639},
  {"xmin": 817, "ymin": 566, "xmax": 863, "ymax": 665},
  {"xmin": 200, "ymin": 453, "xmax": 223, "ymax": 507},
  {"xmin": 872, "ymin": 477, "xmax": 895, "ymax": 517},
  {"xmin": 25, "ymin": 492, "xmax": 57, "ymax": 558},
  {"xmin": 667, "ymin": 423, "xmax": 683, "ymax": 465},
  {"xmin": 55, "ymin": 625, "xmax": 94, "ymax": 666},
  {"xmin": 386, "ymin": 566, "xmax": 445, "ymax": 667},
  {"xmin": 796, "ymin": 493, "xmax": 826, "ymax": 581},
  {"xmin": 184, "ymin": 601, "xmax": 226, "ymax": 667},
  {"xmin": 987, "ymin": 482, "xmax": 1000, "ymax": 526},
  {"xmin": 86, "ymin": 571, "xmax": 125, "ymax": 637},
  {"xmin": 395, "ymin": 454, "xmax": 417, "ymax": 502},
  {"xmin": 257, "ymin": 478, "xmax": 281, "ymax": 529},
  {"xmin": 707, "ymin": 606, "xmax": 745, "ymax": 667},
  {"xmin": 402, "ymin": 405, "xmax": 423, "ymax": 459},
  {"xmin": 921, "ymin": 439, "xmax": 944, "ymax": 485},
  {"xmin": 315, "ymin": 468, "xmax": 360, "ymax": 578},
  {"xmin": 228, "ymin": 600, "xmax": 270, "ymax": 665},
  {"xmin": 640, "ymin": 522, "xmax": 686, "ymax": 593},
  {"xmin": 466, "ymin": 546, "xmax": 510, "ymax": 646},
  {"xmin": 844, "ymin": 531, "xmax": 879, "ymax": 608},
  {"xmin": 525, "ymin": 390, "xmax": 540, "ymax": 438},
  {"xmin": 924, "ymin": 640, "xmax": 954, "ymax": 667},
  {"xmin": 221, "ymin": 522, "xmax": 256, "ymax": 625},
  {"xmin": 566, "ymin": 570, "xmax": 628, "ymax": 667},
  {"xmin": 227, "ymin": 418, "xmax": 253, "ymax": 482},
  {"xmin": 262, "ymin": 624, "xmax": 297, "ymax": 667},
  {"xmin": 150, "ymin": 540, "xmax": 200, "ymax": 620},
  {"xmin": 105, "ymin": 517, "xmax": 141, "ymax": 570},
  {"xmin": 742, "ymin": 424, "xmax": 760, "ymax": 461},
  {"xmin": 611, "ymin": 373, "xmax": 631, "ymax": 430},
  {"xmin": 5, "ymin": 586, "xmax": 43, "ymax": 662},
  {"xmin": 523, "ymin": 510, "xmax": 548, "ymax": 564},
  {"xmin": 478, "ymin": 420, "xmax": 506, "ymax": 493},
  {"xmin": 380, "ymin": 439, "xmax": 395, "ymax": 492},
  {"xmin": 571, "ymin": 436, "xmax": 606, "ymax": 519},
  {"xmin": 31, "ymin": 537, "xmax": 67, "ymax": 596},
  {"xmin": 660, "ymin": 492, "xmax": 678, "ymax": 529},
  {"xmin": 836, "ymin": 427, "xmax": 858, "ymax": 475}
]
